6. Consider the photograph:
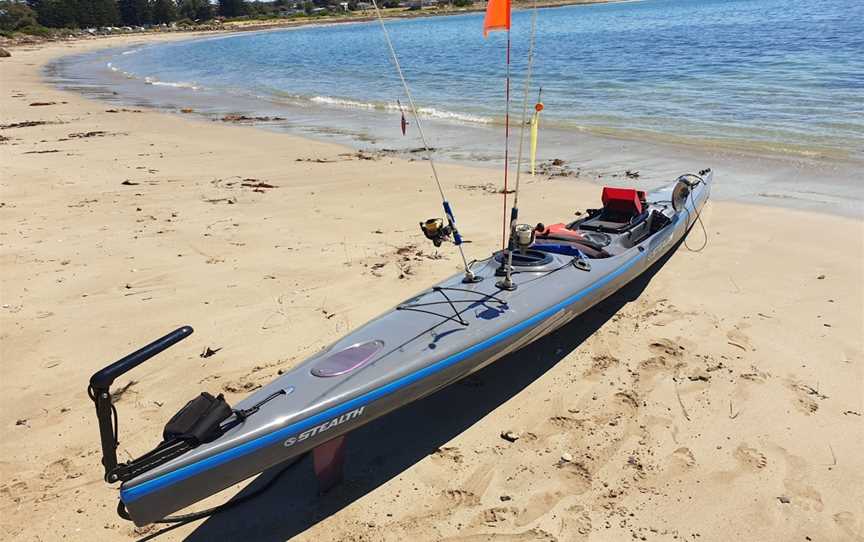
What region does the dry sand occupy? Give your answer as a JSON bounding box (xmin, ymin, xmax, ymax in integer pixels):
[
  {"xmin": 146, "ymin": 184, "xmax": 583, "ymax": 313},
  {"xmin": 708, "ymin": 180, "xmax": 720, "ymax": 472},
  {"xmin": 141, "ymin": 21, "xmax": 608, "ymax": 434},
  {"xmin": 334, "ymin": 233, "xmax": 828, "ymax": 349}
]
[{"xmin": 1, "ymin": 37, "xmax": 862, "ymax": 541}]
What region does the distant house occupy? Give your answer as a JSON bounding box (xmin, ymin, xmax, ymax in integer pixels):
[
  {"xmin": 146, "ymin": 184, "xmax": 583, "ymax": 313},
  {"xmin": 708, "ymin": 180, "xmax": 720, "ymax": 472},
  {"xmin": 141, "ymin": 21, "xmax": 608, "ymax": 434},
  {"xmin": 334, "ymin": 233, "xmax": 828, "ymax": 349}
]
[
  {"xmin": 356, "ymin": 2, "xmax": 373, "ymax": 9},
  {"xmin": 406, "ymin": 0, "xmax": 439, "ymax": 8}
]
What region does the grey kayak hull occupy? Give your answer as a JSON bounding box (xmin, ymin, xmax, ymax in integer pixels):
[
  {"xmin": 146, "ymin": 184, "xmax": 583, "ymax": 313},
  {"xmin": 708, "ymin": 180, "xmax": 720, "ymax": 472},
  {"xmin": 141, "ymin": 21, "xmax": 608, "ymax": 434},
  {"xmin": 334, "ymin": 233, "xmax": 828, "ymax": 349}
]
[{"xmin": 120, "ymin": 174, "xmax": 711, "ymax": 525}]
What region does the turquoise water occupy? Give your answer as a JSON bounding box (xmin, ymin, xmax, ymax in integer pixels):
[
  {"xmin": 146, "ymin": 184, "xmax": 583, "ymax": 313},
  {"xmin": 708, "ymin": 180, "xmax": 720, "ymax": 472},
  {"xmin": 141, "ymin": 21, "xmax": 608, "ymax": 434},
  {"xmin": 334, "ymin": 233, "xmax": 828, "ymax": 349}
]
[{"xmin": 61, "ymin": 0, "xmax": 864, "ymax": 160}]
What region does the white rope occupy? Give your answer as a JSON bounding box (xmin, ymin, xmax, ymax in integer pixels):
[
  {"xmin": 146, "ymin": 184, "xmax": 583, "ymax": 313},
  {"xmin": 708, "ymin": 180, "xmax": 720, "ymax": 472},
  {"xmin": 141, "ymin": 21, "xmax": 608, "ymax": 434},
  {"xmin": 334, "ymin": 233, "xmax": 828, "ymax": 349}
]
[{"xmin": 512, "ymin": 0, "xmax": 539, "ymax": 210}]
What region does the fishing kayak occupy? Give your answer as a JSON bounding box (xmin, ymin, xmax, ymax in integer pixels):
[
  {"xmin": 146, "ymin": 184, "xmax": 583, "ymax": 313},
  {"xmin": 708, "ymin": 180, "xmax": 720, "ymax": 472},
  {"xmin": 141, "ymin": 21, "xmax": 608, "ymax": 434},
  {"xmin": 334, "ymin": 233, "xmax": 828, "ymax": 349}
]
[{"xmin": 90, "ymin": 171, "xmax": 711, "ymax": 525}]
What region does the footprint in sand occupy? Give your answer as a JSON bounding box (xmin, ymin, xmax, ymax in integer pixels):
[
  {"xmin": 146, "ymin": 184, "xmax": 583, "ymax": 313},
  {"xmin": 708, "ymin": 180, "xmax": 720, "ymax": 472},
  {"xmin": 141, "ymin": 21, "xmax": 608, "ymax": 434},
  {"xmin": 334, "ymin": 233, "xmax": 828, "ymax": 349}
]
[
  {"xmin": 639, "ymin": 355, "xmax": 670, "ymax": 373},
  {"xmin": 560, "ymin": 504, "xmax": 593, "ymax": 539},
  {"xmin": 613, "ymin": 390, "xmax": 639, "ymax": 410},
  {"xmin": 583, "ymin": 354, "xmax": 619, "ymax": 377},
  {"xmin": 832, "ymin": 511, "xmax": 864, "ymax": 542},
  {"xmin": 481, "ymin": 505, "xmax": 518, "ymax": 525},
  {"xmin": 734, "ymin": 444, "xmax": 768, "ymax": 470},
  {"xmin": 549, "ymin": 415, "xmax": 584, "ymax": 430},
  {"xmin": 787, "ymin": 381, "xmax": 826, "ymax": 415},
  {"xmin": 670, "ymin": 446, "xmax": 697, "ymax": 471},
  {"xmin": 433, "ymin": 446, "xmax": 465, "ymax": 464},
  {"xmin": 726, "ymin": 327, "xmax": 752, "ymax": 352},
  {"xmin": 648, "ymin": 338, "xmax": 685, "ymax": 357},
  {"xmin": 513, "ymin": 491, "xmax": 565, "ymax": 527},
  {"xmin": 443, "ymin": 489, "xmax": 481, "ymax": 507}
]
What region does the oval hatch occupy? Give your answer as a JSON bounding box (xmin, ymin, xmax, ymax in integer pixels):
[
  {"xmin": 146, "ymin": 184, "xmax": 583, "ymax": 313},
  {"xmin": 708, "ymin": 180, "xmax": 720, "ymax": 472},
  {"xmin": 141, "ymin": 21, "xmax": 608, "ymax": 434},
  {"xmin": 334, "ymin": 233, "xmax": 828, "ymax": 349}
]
[{"xmin": 311, "ymin": 340, "xmax": 384, "ymax": 377}]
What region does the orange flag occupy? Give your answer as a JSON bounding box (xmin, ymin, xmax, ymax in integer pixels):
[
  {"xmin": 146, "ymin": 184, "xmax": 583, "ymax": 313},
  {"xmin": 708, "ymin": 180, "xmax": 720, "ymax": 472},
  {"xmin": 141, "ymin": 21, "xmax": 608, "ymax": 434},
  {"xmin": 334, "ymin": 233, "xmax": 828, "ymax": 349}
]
[{"xmin": 483, "ymin": 0, "xmax": 511, "ymax": 37}]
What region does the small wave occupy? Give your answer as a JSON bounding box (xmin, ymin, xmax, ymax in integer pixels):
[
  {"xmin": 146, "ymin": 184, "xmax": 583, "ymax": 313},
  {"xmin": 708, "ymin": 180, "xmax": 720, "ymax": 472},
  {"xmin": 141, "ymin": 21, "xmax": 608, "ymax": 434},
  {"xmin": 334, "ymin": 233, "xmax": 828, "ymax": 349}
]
[
  {"xmin": 121, "ymin": 48, "xmax": 143, "ymax": 56},
  {"xmin": 310, "ymin": 96, "xmax": 377, "ymax": 109},
  {"xmin": 143, "ymin": 76, "xmax": 201, "ymax": 90},
  {"xmin": 308, "ymin": 95, "xmax": 492, "ymax": 124},
  {"xmin": 416, "ymin": 106, "xmax": 492, "ymax": 125}
]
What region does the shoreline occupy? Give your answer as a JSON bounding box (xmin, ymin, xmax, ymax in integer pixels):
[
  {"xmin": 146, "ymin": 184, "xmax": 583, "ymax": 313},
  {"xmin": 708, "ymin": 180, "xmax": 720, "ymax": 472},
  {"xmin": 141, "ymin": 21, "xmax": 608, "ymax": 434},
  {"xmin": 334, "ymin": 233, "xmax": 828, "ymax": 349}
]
[
  {"xmin": 2, "ymin": 34, "xmax": 862, "ymax": 542},
  {"xmin": 0, "ymin": 0, "xmax": 621, "ymax": 47},
  {"xmin": 43, "ymin": 32, "xmax": 864, "ymax": 218}
]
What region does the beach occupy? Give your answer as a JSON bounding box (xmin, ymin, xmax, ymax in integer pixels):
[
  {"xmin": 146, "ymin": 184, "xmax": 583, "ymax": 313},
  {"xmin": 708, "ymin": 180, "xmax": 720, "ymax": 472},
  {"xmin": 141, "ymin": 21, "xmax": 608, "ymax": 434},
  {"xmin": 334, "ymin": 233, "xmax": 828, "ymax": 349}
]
[{"xmin": 1, "ymin": 33, "xmax": 863, "ymax": 542}]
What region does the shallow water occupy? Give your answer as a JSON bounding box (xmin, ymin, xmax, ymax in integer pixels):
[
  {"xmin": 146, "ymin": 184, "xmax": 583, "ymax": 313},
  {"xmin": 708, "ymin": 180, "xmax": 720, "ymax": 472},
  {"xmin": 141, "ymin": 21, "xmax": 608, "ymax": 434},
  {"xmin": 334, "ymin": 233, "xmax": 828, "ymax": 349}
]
[{"xmin": 50, "ymin": 0, "xmax": 864, "ymax": 163}]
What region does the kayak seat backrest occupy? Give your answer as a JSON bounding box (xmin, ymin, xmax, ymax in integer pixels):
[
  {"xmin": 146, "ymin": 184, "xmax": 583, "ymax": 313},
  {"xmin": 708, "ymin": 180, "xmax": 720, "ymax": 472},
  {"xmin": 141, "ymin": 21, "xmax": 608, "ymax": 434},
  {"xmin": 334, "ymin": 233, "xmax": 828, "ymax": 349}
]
[
  {"xmin": 575, "ymin": 187, "xmax": 649, "ymax": 235},
  {"xmin": 601, "ymin": 187, "xmax": 645, "ymax": 221}
]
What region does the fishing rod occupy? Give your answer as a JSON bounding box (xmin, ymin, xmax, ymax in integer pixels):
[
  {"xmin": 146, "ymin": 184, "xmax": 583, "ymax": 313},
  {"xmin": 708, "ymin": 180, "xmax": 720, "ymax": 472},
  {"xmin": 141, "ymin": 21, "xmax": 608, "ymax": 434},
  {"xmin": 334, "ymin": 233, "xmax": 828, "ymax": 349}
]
[
  {"xmin": 369, "ymin": 0, "xmax": 480, "ymax": 283},
  {"xmin": 497, "ymin": 0, "xmax": 540, "ymax": 291}
]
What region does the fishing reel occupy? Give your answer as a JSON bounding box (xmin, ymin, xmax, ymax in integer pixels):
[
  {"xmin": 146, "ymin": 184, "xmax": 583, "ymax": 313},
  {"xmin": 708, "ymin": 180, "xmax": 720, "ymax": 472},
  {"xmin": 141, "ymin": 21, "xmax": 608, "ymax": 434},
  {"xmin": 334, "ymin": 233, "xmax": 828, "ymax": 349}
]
[
  {"xmin": 420, "ymin": 218, "xmax": 453, "ymax": 247},
  {"xmin": 513, "ymin": 224, "xmax": 536, "ymax": 252}
]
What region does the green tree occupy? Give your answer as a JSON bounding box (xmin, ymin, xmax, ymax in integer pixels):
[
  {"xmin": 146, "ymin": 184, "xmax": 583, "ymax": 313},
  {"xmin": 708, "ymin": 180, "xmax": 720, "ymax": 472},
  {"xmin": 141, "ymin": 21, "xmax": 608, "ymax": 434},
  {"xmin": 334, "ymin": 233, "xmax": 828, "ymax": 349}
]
[
  {"xmin": 150, "ymin": 0, "xmax": 176, "ymax": 23},
  {"xmin": 0, "ymin": 0, "xmax": 39, "ymax": 31},
  {"xmin": 177, "ymin": 0, "xmax": 211, "ymax": 20},
  {"xmin": 218, "ymin": 0, "xmax": 245, "ymax": 17},
  {"xmin": 28, "ymin": 0, "xmax": 75, "ymax": 27},
  {"xmin": 118, "ymin": 0, "xmax": 152, "ymax": 25}
]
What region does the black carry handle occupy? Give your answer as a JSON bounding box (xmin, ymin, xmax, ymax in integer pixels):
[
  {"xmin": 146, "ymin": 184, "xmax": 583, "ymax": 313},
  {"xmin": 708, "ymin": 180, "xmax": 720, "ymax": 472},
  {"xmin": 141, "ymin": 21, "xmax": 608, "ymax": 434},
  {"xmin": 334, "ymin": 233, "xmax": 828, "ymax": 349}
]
[
  {"xmin": 89, "ymin": 325, "xmax": 193, "ymax": 482},
  {"xmin": 90, "ymin": 326, "xmax": 194, "ymax": 389}
]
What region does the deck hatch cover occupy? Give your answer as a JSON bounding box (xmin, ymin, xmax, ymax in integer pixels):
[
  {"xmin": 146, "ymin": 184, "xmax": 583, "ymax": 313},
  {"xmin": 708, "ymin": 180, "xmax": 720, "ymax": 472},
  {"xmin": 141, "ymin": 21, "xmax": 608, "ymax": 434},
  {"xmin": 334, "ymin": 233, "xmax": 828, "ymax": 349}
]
[{"xmin": 311, "ymin": 340, "xmax": 384, "ymax": 377}]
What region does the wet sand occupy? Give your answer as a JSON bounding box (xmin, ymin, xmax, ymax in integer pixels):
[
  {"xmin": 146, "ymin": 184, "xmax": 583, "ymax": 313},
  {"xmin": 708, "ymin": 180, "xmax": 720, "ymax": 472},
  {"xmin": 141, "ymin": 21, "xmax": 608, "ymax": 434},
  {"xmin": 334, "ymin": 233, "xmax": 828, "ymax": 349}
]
[{"xmin": 1, "ymin": 36, "xmax": 862, "ymax": 541}]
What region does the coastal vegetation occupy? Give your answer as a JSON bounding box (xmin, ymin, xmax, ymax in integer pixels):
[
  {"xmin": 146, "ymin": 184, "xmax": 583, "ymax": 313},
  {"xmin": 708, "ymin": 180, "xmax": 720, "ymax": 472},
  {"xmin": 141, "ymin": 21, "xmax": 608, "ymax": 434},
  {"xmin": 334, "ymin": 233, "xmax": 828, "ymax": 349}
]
[{"xmin": 0, "ymin": 0, "xmax": 477, "ymax": 39}]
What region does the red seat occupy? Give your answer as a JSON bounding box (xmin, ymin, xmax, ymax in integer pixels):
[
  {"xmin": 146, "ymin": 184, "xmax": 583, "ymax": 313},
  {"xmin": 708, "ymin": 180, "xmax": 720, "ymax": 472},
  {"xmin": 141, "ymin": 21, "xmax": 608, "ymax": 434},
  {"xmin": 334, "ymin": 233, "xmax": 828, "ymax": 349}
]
[{"xmin": 601, "ymin": 187, "xmax": 645, "ymax": 217}]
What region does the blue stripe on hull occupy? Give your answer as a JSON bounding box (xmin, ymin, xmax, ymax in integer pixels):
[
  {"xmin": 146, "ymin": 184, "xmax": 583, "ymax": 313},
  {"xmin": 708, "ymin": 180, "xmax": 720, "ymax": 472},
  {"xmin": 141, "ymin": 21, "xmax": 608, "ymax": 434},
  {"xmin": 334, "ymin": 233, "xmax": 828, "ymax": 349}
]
[{"xmin": 121, "ymin": 252, "xmax": 644, "ymax": 503}]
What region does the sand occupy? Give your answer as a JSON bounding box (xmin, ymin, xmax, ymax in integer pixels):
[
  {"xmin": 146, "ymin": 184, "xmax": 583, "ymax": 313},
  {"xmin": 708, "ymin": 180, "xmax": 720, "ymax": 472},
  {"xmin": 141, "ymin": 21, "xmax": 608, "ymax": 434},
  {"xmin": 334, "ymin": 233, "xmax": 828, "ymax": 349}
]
[{"xmin": 1, "ymin": 37, "xmax": 862, "ymax": 542}]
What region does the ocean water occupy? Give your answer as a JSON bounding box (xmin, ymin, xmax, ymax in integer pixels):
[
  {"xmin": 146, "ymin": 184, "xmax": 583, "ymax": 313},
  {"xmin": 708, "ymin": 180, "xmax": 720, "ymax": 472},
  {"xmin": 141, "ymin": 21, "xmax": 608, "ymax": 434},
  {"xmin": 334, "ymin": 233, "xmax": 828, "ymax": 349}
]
[{"xmin": 52, "ymin": 0, "xmax": 864, "ymax": 162}]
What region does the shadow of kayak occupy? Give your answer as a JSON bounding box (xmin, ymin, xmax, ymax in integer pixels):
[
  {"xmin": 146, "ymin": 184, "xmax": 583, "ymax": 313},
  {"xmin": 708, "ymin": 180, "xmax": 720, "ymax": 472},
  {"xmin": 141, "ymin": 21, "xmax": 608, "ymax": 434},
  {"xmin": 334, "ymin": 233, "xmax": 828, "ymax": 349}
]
[{"xmin": 139, "ymin": 236, "xmax": 687, "ymax": 542}]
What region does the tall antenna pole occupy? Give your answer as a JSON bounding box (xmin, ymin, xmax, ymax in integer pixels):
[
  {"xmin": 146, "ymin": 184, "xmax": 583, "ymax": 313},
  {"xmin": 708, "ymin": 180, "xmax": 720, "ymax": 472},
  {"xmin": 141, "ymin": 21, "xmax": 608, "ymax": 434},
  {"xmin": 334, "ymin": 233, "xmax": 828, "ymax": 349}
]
[{"xmin": 497, "ymin": 0, "xmax": 539, "ymax": 291}]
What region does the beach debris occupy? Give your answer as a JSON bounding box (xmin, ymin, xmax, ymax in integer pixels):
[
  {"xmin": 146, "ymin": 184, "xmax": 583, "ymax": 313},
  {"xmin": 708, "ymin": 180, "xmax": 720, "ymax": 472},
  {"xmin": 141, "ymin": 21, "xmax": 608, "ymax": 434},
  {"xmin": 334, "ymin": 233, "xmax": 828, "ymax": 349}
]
[
  {"xmin": 777, "ymin": 496, "xmax": 791, "ymax": 504},
  {"xmin": 817, "ymin": 274, "xmax": 825, "ymax": 280},
  {"xmin": 240, "ymin": 179, "xmax": 277, "ymax": 190},
  {"xmin": 1, "ymin": 120, "xmax": 52, "ymax": 129},
  {"xmin": 15, "ymin": 418, "xmax": 28, "ymax": 426},
  {"xmin": 180, "ymin": 108, "xmax": 194, "ymax": 113},
  {"xmin": 29, "ymin": 102, "xmax": 57, "ymax": 107},
  {"xmin": 625, "ymin": 169, "xmax": 640, "ymax": 179},
  {"xmin": 121, "ymin": 180, "xmax": 140, "ymax": 186},
  {"xmin": 68, "ymin": 131, "xmax": 108, "ymax": 138},
  {"xmin": 0, "ymin": 135, "xmax": 10, "ymax": 143},
  {"xmin": 456, "ymin": 182, "xmax": 512, "ymax": 195},
  {"xmin": 673, "ymin": 370, "xmax": 691, "ymax": 422},
  {"xmin": 23, "ymin": 149, "xmax": 60, "ymax": 154},
  {"xmin": 221, "ymin": 114, "xmax": 286, "ymax": 123},
  {"xmin": 110, "ymin": 380, "xmax": 138, "ymax": 402},
  {"xmin": 105, "ymin": 108, "xmax": 142, "ymax": 113},
  {"xmin": 796, "ymin": 383, "xmax": 828, "ymax": 400},
  {"xmin": 0, "ymin": 48, "xmax": 10, "ymax": 58},
  {"xmin": 535, "ymin": 158, "xmax": 579, "ymax": 178},
  {"xmin": 296, "ymin": 156, "xmax": 337, "ymax": 163},
  {"xmin": 200, "ymin": 346, "xmax": 222, "ymax": 359},
  {"xmin": 204, "ymin": 196, "xmax": 237, "ymax": 205},
  {"xmin": 500, "ymin": 430, "xmax": 520, "ymax": 442},
  {"xmin": 560, "ymin": 452, "xmax": 574, "ymax": 463},
  {"xmin": 223, "ymin": 380, "xmax": 261, "ymax": 393}
]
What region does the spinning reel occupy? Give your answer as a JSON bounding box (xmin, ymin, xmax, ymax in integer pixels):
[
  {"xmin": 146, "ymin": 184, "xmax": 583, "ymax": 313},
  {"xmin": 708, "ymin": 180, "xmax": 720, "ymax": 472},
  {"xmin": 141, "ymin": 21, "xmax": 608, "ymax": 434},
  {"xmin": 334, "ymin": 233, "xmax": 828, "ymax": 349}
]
[{"xmin": 420, "ymin": 217, "xmax": 454, "ymax": 247}]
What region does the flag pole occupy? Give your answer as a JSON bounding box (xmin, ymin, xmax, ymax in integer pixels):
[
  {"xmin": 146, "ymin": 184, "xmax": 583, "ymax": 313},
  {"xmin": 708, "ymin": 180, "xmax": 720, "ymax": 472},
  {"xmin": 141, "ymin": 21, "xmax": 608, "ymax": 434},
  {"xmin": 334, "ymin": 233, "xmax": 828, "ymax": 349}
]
[{"xmin": 501, "ymin": 28, "xmax": 512, "ymax": 250}]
